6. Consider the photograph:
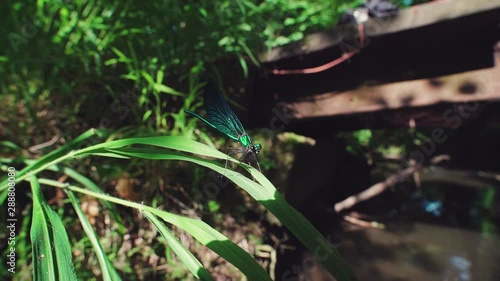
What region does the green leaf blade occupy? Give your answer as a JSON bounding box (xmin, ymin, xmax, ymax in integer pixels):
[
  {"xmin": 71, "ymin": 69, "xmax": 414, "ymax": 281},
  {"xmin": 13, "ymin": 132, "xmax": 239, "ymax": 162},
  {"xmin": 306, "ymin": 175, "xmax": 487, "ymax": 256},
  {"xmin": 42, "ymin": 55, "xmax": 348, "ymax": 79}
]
[
  {"xmin": 30, "ymin": 176, "xmax": 78, "ymax": 281},
  {"xmin": 143, "ymin": 211, "xmax": 214, "ymax": 281}
]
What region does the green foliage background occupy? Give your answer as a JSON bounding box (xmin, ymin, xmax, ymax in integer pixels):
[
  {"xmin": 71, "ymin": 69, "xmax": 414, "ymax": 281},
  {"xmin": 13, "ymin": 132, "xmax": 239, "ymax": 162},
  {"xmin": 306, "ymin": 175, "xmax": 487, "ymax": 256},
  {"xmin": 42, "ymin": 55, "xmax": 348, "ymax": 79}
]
[
  {"xmin": 1, "ymin": 0, "xmax": 453, "ymax": 280},
  {"xmin": 1, "ymin": 0, "xmax": 356, "ymax": 115},
  {"xmin": 0, "ymin": 1, "xmax": 368, "ymax": 280}
]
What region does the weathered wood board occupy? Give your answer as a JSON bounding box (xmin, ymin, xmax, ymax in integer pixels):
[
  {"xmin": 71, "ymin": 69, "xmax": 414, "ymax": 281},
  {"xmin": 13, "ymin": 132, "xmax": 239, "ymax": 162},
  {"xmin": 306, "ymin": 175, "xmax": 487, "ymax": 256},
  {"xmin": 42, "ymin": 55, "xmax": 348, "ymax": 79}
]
[{"xmin": 247, "ymin": 0, "xmax": 500, "ymax": 135}]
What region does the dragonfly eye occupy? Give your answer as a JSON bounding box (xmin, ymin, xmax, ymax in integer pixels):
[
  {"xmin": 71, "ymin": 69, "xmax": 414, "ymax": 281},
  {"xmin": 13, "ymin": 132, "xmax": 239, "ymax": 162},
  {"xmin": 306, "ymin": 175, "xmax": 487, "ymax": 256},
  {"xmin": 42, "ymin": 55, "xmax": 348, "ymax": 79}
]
[{"xmin": 253, "ymin": 144, "xmax": 262, "ymax": 154}]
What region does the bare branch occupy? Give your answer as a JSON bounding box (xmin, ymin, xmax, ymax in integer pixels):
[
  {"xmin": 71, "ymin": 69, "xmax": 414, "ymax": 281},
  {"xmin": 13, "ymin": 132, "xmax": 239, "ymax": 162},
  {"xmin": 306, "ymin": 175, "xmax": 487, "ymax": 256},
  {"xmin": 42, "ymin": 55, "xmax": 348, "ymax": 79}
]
[{"xmin": 334, "ymin": 154, "xmax": 449, "ymax": 213}]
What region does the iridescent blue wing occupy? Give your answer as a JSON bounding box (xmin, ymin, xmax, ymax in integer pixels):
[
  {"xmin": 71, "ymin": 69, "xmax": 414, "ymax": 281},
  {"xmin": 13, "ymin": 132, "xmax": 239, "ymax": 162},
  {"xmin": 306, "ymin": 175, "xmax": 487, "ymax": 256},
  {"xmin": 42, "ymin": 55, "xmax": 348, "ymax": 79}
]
[{"xmin": 203, "ymin": 80, "xmax": 247, "ymax": 141}]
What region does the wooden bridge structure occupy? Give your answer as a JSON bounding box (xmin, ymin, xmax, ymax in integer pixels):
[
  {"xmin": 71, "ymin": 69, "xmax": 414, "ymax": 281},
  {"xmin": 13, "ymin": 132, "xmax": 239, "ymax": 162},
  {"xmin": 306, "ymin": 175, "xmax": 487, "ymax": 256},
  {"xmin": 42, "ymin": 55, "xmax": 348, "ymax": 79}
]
[{"xmin": 244, "ymin": 0, "xmax": 500, "ymax": 136}]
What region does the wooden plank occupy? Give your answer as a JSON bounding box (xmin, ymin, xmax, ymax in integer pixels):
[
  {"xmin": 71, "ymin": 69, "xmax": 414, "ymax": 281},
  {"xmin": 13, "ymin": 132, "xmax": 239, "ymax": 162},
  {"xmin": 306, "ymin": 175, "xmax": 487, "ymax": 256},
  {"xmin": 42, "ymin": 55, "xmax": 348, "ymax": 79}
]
[
  {"xmin": 247, "ymin": 52, "xmax": 500, "ymax": 135},
  {"xmin": 287, "ymin": 54, "xmax": 500, "ymax": 119},
  {"xmin": 247, "ymin": 0, "xmax": 500, "ymax": 134},
  {"xmin": 260, "ymin": 0, "xmax": 500, "ymax": 63}
]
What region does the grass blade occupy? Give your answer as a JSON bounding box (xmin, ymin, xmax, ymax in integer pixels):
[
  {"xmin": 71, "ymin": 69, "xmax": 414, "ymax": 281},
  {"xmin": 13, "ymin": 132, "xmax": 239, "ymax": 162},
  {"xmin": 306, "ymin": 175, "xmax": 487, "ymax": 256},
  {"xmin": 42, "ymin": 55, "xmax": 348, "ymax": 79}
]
[
  {"xmin": 102, "ymin": 146, "xmax": 356, "ymax": 281},
  {"xmin": 30, "ymin": 176, "xmax": 77, "ymax": 281},
  {"xmin": 12, "ymin": 135, "xmax": 355, "ymax": 281},
  {"xmin": 51, "ymin": 165, "xmax": 125, "ymax": 235},
  {"xmin": 142, "ymin": 211, "xmax": 214, "ymax": 281},
  {"xmin": 0, "ymin": 129, "xmax": 99, "ymax": 191},
  {"xmin": 65, "ymin": 189, "xmax": 122, "ymax": 281},
  {"xmin": 37, "ymin": 178, "xmax": 272, "ymax": 281}
]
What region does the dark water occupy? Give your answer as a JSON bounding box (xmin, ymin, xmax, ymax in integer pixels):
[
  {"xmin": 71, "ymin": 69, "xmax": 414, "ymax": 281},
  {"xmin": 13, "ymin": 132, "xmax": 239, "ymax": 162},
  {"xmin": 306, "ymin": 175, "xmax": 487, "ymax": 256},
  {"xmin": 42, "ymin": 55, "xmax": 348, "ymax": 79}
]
[
  {"xmin": 277, "ymin": 136, "xmax": 500, "ymax": 281},
  {"xmin": 292, "ymin": 222, "xmax": 500, "ymax": 281}
]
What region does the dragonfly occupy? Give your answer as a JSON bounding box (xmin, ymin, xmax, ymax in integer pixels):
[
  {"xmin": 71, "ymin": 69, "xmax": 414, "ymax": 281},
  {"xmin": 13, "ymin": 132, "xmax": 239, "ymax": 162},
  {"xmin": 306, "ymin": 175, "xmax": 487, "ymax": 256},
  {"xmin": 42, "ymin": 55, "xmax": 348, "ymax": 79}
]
[{"xmin": 185, "ymin": 80, "xmax": 262, "ymax": 173}]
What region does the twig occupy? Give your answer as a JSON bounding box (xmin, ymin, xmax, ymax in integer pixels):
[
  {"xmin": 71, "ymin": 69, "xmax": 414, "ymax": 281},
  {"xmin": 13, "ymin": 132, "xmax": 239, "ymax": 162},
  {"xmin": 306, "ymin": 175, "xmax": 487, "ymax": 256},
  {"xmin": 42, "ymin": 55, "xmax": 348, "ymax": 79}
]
[
  {"xmin": 28, "ymin": 136, "xmax": 59, "ymax": 153},
  {"xmin": 343, "ymin": 214, "xmax": 385, "ymax": 229},
  {"xmin": 334, "ymin": 155, "xmax": 449, "ymax": 213}
]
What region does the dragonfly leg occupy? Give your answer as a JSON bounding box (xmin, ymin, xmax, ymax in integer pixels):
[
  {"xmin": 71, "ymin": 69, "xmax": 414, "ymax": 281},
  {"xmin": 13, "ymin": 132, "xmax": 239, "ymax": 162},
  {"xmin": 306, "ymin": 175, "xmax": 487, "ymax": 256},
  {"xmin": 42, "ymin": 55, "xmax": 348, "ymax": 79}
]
[
  {"xmin": 254, "ymin": 158, "xmax": 262, "ymax": 173},
  {"xmin": 221, "ymin": 147, "xmax": 261, "ymax": 182},
  {"xmin": 238, "ymin": 151, "xmax": 261, "ymax": 182},
  {"xmin": 220, "ymin": 147, "xmax": 239, "ymax": 182},
  {"xmin": 246, "ymin": 151, "xmax": 262, "ymax": 173},
  {"xmin": 240, "ymin": 150, "xmax": 262, "ymax": 173}
]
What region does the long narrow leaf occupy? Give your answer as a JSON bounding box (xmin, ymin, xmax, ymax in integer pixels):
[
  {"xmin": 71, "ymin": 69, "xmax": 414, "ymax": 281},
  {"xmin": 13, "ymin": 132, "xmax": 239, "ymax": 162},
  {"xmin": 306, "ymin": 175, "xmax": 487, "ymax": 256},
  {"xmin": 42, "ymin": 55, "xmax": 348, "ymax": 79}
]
[
  {"xmin": 36, "ymin": 178, "xmax": 272, "ymax": 281},
  {"xmin": 101, "ymin": 146, "xmax": 356, "ymax": 281},
  {"xmin": 30, "ymin": 176, "xmax": 77, "ymax": 281},
  {"xmin": 49, "ymin": 165, "xmax": 125, "ymax": 234},
  {"xmin": 65, "ymin": 189, "xmax": 121, "ymax": 281},
  {"xmin": 0, "ymin": 129, "xmax": 98, "ymax": 191},
  {"xmin": 155, "ymin": 84, "xmax": 185, "ymax": 96},
  {"xmin": 75, "ymin": 136, "xmax": 229, "ymax": 161},
  {"xmin": 143, "ymin": 211, "xmax": 214, "ymax": 281},
  {"xmin": 14, "ymin": 135, "xmax": 355, "ymax": 281},
  {"xmin": 19, "ymin": 129, "xmax": 97, "ymax": 180}
]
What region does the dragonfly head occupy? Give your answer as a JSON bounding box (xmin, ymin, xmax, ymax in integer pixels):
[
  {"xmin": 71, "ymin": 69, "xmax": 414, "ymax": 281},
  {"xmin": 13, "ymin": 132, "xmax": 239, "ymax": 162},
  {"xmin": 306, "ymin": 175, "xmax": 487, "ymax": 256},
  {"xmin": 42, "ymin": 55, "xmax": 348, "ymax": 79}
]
[{"xmin": 251, "ymin": 143, "xmax": 262, "ymax": 155}]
